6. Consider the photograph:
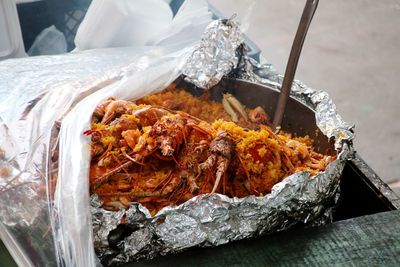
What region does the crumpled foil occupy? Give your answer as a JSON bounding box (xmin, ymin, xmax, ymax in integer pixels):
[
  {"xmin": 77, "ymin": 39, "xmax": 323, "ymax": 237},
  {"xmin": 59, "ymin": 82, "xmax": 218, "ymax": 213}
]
[
  {"xmin": 92, "ymin": 19, "xmax": 354, "ymax": 265},
  {"xmin": 182, "ymin": 19, "xmax": 243, "ymax": 89}
]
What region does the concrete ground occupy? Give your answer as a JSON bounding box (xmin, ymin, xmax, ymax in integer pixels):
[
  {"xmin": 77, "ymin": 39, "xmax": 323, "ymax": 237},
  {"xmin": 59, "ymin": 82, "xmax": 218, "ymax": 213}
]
[{"xmin": 209, "ymin": 0, "xmax": 400, "ymax": 195}]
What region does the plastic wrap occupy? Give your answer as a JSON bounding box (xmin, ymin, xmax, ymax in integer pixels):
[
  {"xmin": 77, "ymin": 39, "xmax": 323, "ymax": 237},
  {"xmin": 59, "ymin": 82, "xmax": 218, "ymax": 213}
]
[
  {"xmin": 0, "ymin": 47, "xmax": 150, "ymax": 267},
  {"xmin": 0, "ymin": 1, "xmax": 212, "ymax": 266},
  {"xmin": 53, "ymin": 47, "xmax": 196, "ymax": 267},
  {"xmin": 0, "ymin": 46, "xmax": 189, "ymax": 266}
]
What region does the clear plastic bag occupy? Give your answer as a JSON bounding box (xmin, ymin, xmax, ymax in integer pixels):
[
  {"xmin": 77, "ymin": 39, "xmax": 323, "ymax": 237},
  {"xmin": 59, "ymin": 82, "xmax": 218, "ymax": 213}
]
[{"xmin": 0, "ymin": 1, "xmax": 212, "ymax": 266}]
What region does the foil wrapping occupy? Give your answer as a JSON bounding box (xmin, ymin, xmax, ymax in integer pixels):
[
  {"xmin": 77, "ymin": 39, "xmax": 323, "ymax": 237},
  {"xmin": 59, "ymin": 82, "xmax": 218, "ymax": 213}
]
[
  {"xmin": 182, "ymin": 19, "xmax": 243, "ymax": 89},
  {"xmin": 92, "ymin": 19, "xmax": 354, "ymax": 265}
]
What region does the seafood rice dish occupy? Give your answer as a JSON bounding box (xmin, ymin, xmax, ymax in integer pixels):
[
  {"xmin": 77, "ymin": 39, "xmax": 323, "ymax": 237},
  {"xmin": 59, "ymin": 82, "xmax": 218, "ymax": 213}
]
[{"xmin": 86, "ymin": 84, "xmax": 335, "ymax": 216}]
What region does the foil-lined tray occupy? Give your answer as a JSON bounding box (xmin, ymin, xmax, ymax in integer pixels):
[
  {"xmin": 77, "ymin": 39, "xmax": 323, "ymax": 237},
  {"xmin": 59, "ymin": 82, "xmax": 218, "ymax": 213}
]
[{"xmin": 92, "ymin": 19, "xmax": 354, "ymax": 265}]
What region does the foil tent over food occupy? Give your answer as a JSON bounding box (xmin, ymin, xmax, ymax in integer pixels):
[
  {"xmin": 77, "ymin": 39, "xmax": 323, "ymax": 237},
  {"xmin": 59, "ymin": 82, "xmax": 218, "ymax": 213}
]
[{"xmin": 92, "ymin": 19, "xmax": 354, "ymax": 264}]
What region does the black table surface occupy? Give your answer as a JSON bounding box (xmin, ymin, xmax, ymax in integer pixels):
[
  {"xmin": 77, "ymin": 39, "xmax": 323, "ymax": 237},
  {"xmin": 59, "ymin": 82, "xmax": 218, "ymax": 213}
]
[{"xmin": 1, "ymin": 209, "xmax": 399, "ymax": 266}]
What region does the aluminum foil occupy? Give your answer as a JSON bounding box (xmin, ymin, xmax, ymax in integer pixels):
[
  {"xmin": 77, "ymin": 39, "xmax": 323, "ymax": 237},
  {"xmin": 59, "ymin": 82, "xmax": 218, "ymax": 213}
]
[
  {"xmin": 182, "ymin": 18, "xmax": 243, "ymax": 89},
  {"xmin": 92, "ymin": 19, "xmax": 354, "ymax": 265}
]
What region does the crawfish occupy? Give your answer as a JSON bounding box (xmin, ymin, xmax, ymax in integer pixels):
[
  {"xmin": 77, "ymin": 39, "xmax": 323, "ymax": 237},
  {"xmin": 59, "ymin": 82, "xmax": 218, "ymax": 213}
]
[
  {"xmin": 197, "ymin": 131, "xmax": 235, "ymax": 193},
  {"xmin": 248, "ymin": 106, "xmax": 271, "ymax": 125},
  {"xmin": 90, "ymin": 108, "xmax": 208, "ymax": 191},
  {"xmin": 94, "ymin": 98, "xmax": 138, "ymax": 124},
  {"xmin": 129, "ymin": 113, "xmax": 187, "ymax": 162},
  {"xmin": 121, "ymin": 127, "xmax": 227, "ymax": 199},
  {"xmin": 95, "ymin": 123, "xmax": 214, "ymax": 210},
  {"xmin": 159, "ymin": 126, "xmax": 213, "ymax": 196},
  {"xmin": 133, "ymin": 106, "xmax": 169, "ymax": 127}
]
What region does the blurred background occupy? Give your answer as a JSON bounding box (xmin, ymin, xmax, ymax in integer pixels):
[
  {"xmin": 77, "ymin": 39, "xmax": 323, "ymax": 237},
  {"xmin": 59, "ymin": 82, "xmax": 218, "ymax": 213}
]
[{"xmin": 2, "ymin": 0, "xmax": 400, "ymax": 194}]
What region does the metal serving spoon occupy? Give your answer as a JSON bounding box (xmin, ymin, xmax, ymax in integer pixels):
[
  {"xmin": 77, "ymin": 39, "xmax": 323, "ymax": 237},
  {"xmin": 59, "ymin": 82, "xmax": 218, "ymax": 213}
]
[{"xmin": 272, "ymin": 0, "xmax": 319, "ymax": 130}]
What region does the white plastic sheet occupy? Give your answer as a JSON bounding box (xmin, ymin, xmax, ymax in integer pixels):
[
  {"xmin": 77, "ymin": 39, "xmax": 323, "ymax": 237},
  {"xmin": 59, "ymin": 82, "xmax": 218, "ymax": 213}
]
[{"xmin": 75, "ymin": 0, "xmax": 211, "ymax": 50}]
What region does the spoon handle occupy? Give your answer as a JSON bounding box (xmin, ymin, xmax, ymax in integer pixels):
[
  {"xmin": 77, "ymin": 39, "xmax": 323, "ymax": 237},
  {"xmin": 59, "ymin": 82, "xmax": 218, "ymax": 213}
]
[{"xmin": 272, "ymin": 0, "xmax": 319, "ymax": 130}]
